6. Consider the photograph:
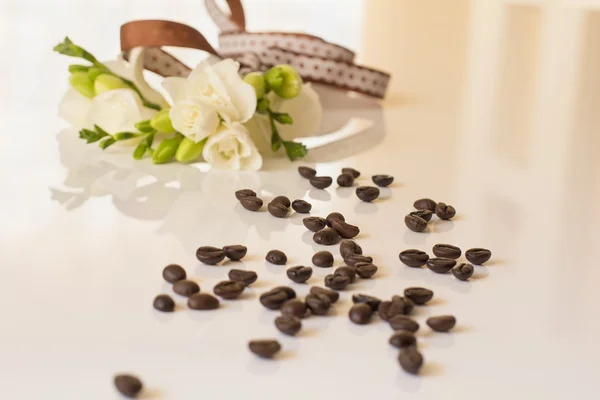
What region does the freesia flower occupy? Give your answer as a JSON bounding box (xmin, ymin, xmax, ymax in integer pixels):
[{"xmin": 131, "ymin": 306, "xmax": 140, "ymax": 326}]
[{"xmin": 203, "ymin": 123, "xmax": 262, "ymax": 171}]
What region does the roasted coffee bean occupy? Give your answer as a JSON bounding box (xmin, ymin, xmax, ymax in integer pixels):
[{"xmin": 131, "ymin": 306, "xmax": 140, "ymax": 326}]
[
  {"xmin": 196, "ymin": 246, "xmax": 226, "ymax": 265},
  {"xmin": 275, "ymin": 315, "xmax": 302, "ymax": 336},
  {"xmin": 465, "ymin": 248, "xmax": 492, "ymax": 265},
  {"xmin": 173, "ymin": 280, "xmax": 200, "ymax": 297},
  {"xmin": 352, "ymin": 294, "xmax": 381, "ymax": 311},
  {"xmin": 398, "ymin": 347, "xmax": 424, "ymax": 374},
  {"xmin": 389, "ymin": 330, "xmax": 417, "ymax": 349},
  {"xmin": 413, "ymin": 198, "xmax": 436, "ymax": 212},
  {"xmin": 114, "ymin": 374, "xmax": 143, "ymax": 398},
  {"xmin": 213, "ymin": 280, "xmax": 245, "ymax": 299},
  {"xmin": 286, "ymin": 266, "xmax": 313, "ymax": 283},
  {"xmin": 404, "ymin": 214, "xmax": 427, "ymax": 232},
  {"xmin": 356, "ymin": 186, "xmax": 380, "ymax": 202},
  {"xmin": 235, "ymin": 189, "xmax": 256, "ymax": 200},
  {"xmin": 280, "ymin": 299, "xmax": 308, "ymax": 318},
  {"xmin": 291, "ymin": 199, "xmax": 312, "ymax": 213},
  {"xmin": 427, "ymin": 315, "xmax": 456, "ymax": 332},
  {"xmin": 452, "ymin": 263, "xmax": 474, "ymax": 281},
  {"xmin": 435, "ymin": 202, "xmax": 456, "ymax": 220},
  {"xmin": 339, "ymin": 239, "xmax": 363, "ymax": 259},
  {"xmin": 298, "ymin": 166, "xmax": 317, "ymax": 179},
  {"xmin": 325, "ymin": 273, "xmax": 350, "ymax": 290},
  {"xmin": 432, "ymin": 244, "xmax": 461, "ymax": 259},
  {"xmin": 312, "ymin": 251, "xmax": 334, "ymax": 268},
  {"xmin": 337, "ymin": 173, "xmax": 354, "ymax": 187},
  {"xmin": 403, "ymin": 287, "xmax": 433, "ymax": 305},
  {"xmin": 310, "ymin": 176, "xmax": 333, "ymax": 189},
  {"xmin": 260, "ymin": 287, "xmax": 296, "ymax": 310},
  {"xmin": 343, "ymin": 254, "xmax": 373, "ymax": 267},
  {"xmin": 331, "ymin": 219, "xmax": 360, "ymax": 239},
  {"xmin": 399, "ymin": 249, "xmax": 429, "ymax": 267},
  {"xmin": 248, "ymin": 340, "xmax": 281, "ymax": 358},
  {"xmin": 313, "ymin": 228, "xmax": 341, "ymax": 246},
  {"xmin": 271, "ymin": 195, "xmax": 291, "ymax": 208},
  {"xmin": 268, "ymin": 202, "xmax": 288, "ymax": 218},
  {"xmin": 354, "ymin": 263, "xmax": 378, "ymax": 278},
  {"xmin": 378, "ymin": 296, "xmax": 413, "ymax": 321},
  {"xmin": 409, "ymin": 209, "xmax": 433, "ymax": 222},
  {"xmin": 222, "ymin": 245, "xmax": 247, "ymax": 261},
  {"xmin": 239, "ymin": 196, "xmax": 263, "ymax": 211},
  {"xmin": 272, "ymin": 286, "xmax": 297, "ymax": 300},
  {"xmin": 162, "ymin": 264, "xmax": 186, "ymax": 283},
  {"xmin": 342, "ymin": 167, "xmax": 361, "ymax": 178},
  {"xmin": 305, "ymin": 293, "xmax": 331, "ymax": 315},
  {"xmin": 426, "ymin": 257, "xmax": 457, "ymax": 273},
  {"xmin": 309, "ymin": 286, "xmax": 339, "ymax": 303},
  {"xmin": 326, "ymin": 212, "xmax": 345, "ymax": 227},
  {"xmin": 349, "ymin": 303, "xmax": 373, "ymax": 324},
  {"xmin": 303, "ymin": 216, "xmax": 327, "ymax": 232},
  {"xmin": 335, "ymin": 266, "xmax": 357, "ymax": 283},
  {"xmin": 228, "ymin": 269, "xmax": 257, "ymax": 286},
  {"xmin": 265, "ymin": 250, "xmax": 287, "ymax": 265},
  {"xmin": 388, "ymin": 315, "xmax": 420, "ymax": 332},
  {"xmin": 372, "ymin": 174, "xmax": 394, "ymax": 187},
  {"xmin": 153, "ymin": 294, "xmax": 175, "ymax": 312},
  {"xmin": 187, "ymin": 293, "xmax": 219, "ymax": 310}
]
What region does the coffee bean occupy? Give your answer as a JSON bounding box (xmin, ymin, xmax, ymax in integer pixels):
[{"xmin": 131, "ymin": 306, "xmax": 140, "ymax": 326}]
[
  {"xmin": 354, "ymin": 263, "xmax": 378, "ymax": 278},
  {"xmin": 286, "ymin": 266, "xmax": 313, "ymax": 283},
  {"xmin": 312, "ymin": 251, "xmax": 334, "ymax": 268},
  {"xmin": 398, "ymin": 347, "xmax": 424, "ymax": 374},
  {"xmin": 388, "ymin": 315, "xmax": 420, "ymax": 332},
  {"xmin": 248, "ymin": 339, "xmax": 281, "ymax": 358},
  {"xmin": 349, "ymin": 303, "xmax": 373, "ymax": 324},
  {"xmin": 303, "ymin": 216, "xmax": 327, "ymax": 232},
  {"xmin": 335, "ymin": 266, "xmax": 357, "ymax": 283},
  {"xmin": 342, "ymin": 167, "xmax": 360, "ymax": 178},
  {"xmin": 403, "ymin": 287, "xmax": 433, "ymax": 305},
  {"xmin": 343, "ymin": 254, "xmax": 373, "ymax": 267},
  {"xmin": 399, "ymin": 249, "xmax": 429, "ymax": 267},
  {"xmin": 305, "ymin": 292, "xmax": 331, "ymax": 315},
  {"xmin": 389, "ymin": 330, "xmax": 417, "ymax": 348},
  {"xmin": 196, "ymin": 246, "xmax": 226, "ymax": 265},
  {"xmin": 271, "ymin": 195, "xmax": 291, "ymax": 208},
  {"xmin": 187, "ymin": 293, "xmax": 219, "ymax": 310},
  {"xmin": 310, "ymin": 176, "xmax": 333, "ymax": 189},
  {"xmin": 114, "ymin": 374, "xmax": 143, "ymax": 398},
  {"xmin": 260, "ymin": 286, "xmax": 296, "ymax": 310},
  {"xmin": 413, "ymin": 198, "xmax": 436, "ymax": 212},
  {"xmin": 404, "ymin": 214, "xmax": 427, "ymax": 232},
  {"xmin": 326, "ymin": 212, "xmax": 345, "ymax": 227},
  {"xmin": 426, "ymin": 257, "xmax": 456, "ymax": 273},
  {"xmin": 235, "ymin": 189, "xmax": 256, "ymax": 200},
  {"xmin": 275, "ymin": 315, "xmax": 302, "ymax": 336},
  {"xmin": 298, "ymin": 166, "xmax": 316, "ymax": 179},
  {"xmin": 339, "ymin": 239, "xmax": 363, "ymax": 259},
  {"xmin": 409, "ymin": 209, "xmax": 433, "ymax": 222},
  {"xmin": 228, "ymin": 269, "xmax": 257, "ymax": 286},
  {"xmin": 173, "ymin": 280, "xmax": 200, "ymax": 297},
  {"xmin": 162, "ymin": 264, "xmax": 186, "ymax": 283},
  {"xmin": 465, "ymin": 248, "xmax": 492, "ymax": 265},
  {"xmin": 356, "ymin": 186, "xmax": 380, "ymax": 202},
  {"xmin": 427, "ymin": 315, "xmax": 456, "ymax": 332},
  {"xmin": 268, "ymin": 202, "xmax": 288, "ymax": 218},
  {"xmin": 239, "ymin": 196, "xmax": 263, "ymax": 211},
  {"xmin": 153, "ymin": 294, "xmax": 175, "ymax": 312},
  {"xmin": 331, "ymin": 219, "xmax": 360, "ymax": 239},
  {"xmin": 213, "ymin": 280, "xmax": 245, "ymax": 299},
  {"xmin": 432, "ymin": 244, "xmax": 461, "ymax": 259},
  {"xmin": 352, "ymin": 293, "xmax": 381, "ymax": 311},
  {"xmin": 291, "ymin": 199, "xmax": 312, "ymax": 213},
  {"xmin": 272, "ymin": 286, "xmax": 297, "ymax": 300},
  {"xmin": 372, "ymin": 174, "xmax": 394, "ymax": 187},
  {"xmin": 222, "ymin": 245, "xmax": 247, "ymax": 261},
  {"xmin": 313, "ymin": 228, "xmax": 341, "ymax": 246},
  {"xmin": 280, "ymin": 299, "xmax": 308, "ymax": 318},
  {"xmin": 309, "ymin": 286, "xmax": 339, "ymax": 303},
  {"xmin": 452, "ymin": 263, "xmax": 474, "ymax": 281},
  {"xmin": 325, "ymin": 273, "xmax": 350, "ymax": 290},
  {"xmin": 435, "ymin": 202, "xmax": 456, "ymax": 220},
  {"xmin": 337, "ymin": 173, "xmax": 354, "ymax": 187},
  {"xmin": 266, "ymin": 250, "xmax": 287, "ymax": 265},
  {"xmin": 378, "ymin": 296, "xmax": 413, "ymax": 321}
]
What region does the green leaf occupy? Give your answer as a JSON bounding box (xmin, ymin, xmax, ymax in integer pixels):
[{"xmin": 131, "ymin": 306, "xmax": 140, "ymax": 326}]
[
  {"xmin": 282, "ymin": 141, "xmax": 308, "ymax": 161},
  {"xmin": 79, "ymin": 128, "xmax": 107, "ymax": 143},
  {"xmin": 146, "ymin": 132, "xmax": 155, "ymax": 149},
  {"xmin": 68, "ymin": 64, "xmax": 90, "ymax": 73},
  {"xmin": 53, "ymin": 37, "xmax": 101, "ymax": 67},
  {"xmin": 133, "ymin": 142, "xmax": 148, "ymax": 160},
  {"xmin": 113, "ymin": 132, "xmax": 137, "ymax": 141},
  {"xmin": 273, "ymin": 112, "xmax": 293, "ymax": 124},
  {"xmin": 99, "ymin": 137, "xmax": 116, "ymax": 150},
  {"xmin": 94, "ymin": 125, "xmax": 110, "ymax": 137}
]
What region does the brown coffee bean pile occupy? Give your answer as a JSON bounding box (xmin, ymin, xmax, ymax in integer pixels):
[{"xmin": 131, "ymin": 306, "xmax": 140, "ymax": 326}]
[{"xmin": 404, "ymin": 198, "xmax": 458, "ymax": 232}]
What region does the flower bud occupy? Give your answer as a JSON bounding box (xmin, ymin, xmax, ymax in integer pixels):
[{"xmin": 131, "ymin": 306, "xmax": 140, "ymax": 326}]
[
  {"xmin": 94, "ymin": 74, "xmax": 129, "ymax": 95},
  {"xmin": 150, "ymin": 109, "xmax": 175, "ymax": 133},
  {"xmin": 69, "ymin": 71, "xmax": 95, "ymax": 98},
  {"xmin": 243, "ymin": 72, "xmax": 267, "ymax": 99},
  {"xmin": 264, "ymin": 65, "xmax": 302, "ymax": 99},
  {"xmin": 175, "ymin": 137, "xmax": 206, "ymax": 163},
  {"xmin": 152, "ymin": 136, "xmax": 183, "ymax": 164},
  {"xmin": 256, "ymin": 98, "xmax": 270, "ymax": 113}
]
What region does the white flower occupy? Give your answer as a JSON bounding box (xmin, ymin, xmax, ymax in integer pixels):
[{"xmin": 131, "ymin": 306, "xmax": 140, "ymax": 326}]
[
  {"xmin": 203, "ymin": 123, "xmax": 262, "ymax": 171},
  {"xmin": 169, "ymin": 99, "xmax": 219, "ymax": 143},
  {"xmin": 58, "ymin": 88, "xmax": 93, "ymax": 129}
]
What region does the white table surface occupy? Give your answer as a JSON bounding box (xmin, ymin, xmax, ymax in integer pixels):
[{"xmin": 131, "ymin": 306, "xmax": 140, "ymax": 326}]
[{"xmin": 2, "ymin": 0, "xmax": 600, "ymax": 399}]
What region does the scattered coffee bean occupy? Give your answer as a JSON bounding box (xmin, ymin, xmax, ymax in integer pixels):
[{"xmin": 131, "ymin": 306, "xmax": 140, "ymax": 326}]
[
  {"xmin": 310, "ymin": 176, "xmax": 333, "ymax": 189},
  {"xmin": 372, "ymin": 174, "xmax": 394, "ymax": 187},
  {"xmin": 268, "ymin": 202, "xmax": 288, "ymax": 218},
  {"xmin": 280, "ymin": 299, "xmax": 308, "ymax": 318},
  {"xmin": 465, "ymin": 248, "xmax": 492, "ymax": 265},
  {"xmin": 435, "ymin": 202, "xmax": 456, "ymax": 220},
  {"xmin": 309, "ymin": 286, "xmax": 339, "ymax": 303},
  {"xmin": 313, "ymin": 228, "xmax": 341, "ymax": 246},
  {"xmin": 162, "ymin": 264, "xmax": 186, "ymax": 283},
  {"xmin": 342, "ymin": 167, "xmax": 360, "ymax": 178},
  {"xmin": 303, "ymin": 216, "xmax": 327, "ymax": 232},
  {"xmin": 432, "ymin": 244, "xmax": 461, "ymax": 259},
  {"xmin": 265, "ymin": 250, "xmax": 287, "ymax": 265},
  {"xmin": 260, "ymin": 287, "xmax": 296, "ymax": 310},
  {"xmin": 213, "ymin": 280, "xmax": 245, "ymax": 299},
  {"xmin": 312, "ymin": 251, "xmax": 334, "ymax": 268},
  {"xmin": 399, "ymin": 249, "xmax": 429, "ymax": 267},
  {"xmin": 305, "ymin": 292, "xmax": 331, "ymax": 315},
  {"xmin": 286, "ymin": 266, "xmax": 313, "ymax": 283},
  {"xmin": 352, "ymin": 293, "xmax": 381, "ymax": 311},
  {"xmin": 413, "ymin": 198, "xmax": 436, "ymax": 212},
  {"xmin": 248, "ymin": 340, "xmax": 281, "ymax": 358},
  {"xmin": 452, "ymin": 263, "xmax": 474, "ymax": 281},
  {"xmin": 356, "ymin": 186, "xmax": 380, "ymax": 202},
  {"xmin": 114, "ymin": 374, "xmax": 143, "ymax": 398},
  {"xmin": 427, "ymin": 315, "xmax": 456, "ymax": 332},
  {"xmin": 275, "ymin": 315, "xmax": 302, "ymax": 336},
  {"xmin": 235, "ymin": 189, "xmax": 256, "ymax": 200},
  {"xmin": 239, "ymin": 196, "xmax": 263, "ymax": 211},
  {"xmin": 389, "ymin": 331, "xmax": 417, "ymax": 349},
  {"xmin": 325, "ymin": 273, "xmax": 350, "ymax": 290},
  {"xmin": 426, "ymin": 257, "xmax": 457, "ymax": 273},
  {"xmin": 291, "ymin": 199, "xmax": 312, "ymax": 213},
  {"xmin": 339, "ymin": 239, "xmax": 363, "ymax": 259},
  {"xmin": 326, "ymin": 212, "xmax": 345, "ymax": 227},
  {"xmin": 398, "ymin": 347, "xmax": 424, "ymax": 374},
  {"xmin": 378, "ymin": 296, "xmax": 413, "ymax": 321},
  {"xmin": 222, "ymin": 245, "xmax": 247, "ymax": 261},
  {"xmin": 228, "ymin": 269, "xmax": 257, "ymax": 286},
  {"xmin": 173, "ymin": 280, "xmax": 200, "ymax": 297},
  {"xmin": 153, "ymin": 294, "xmax": 175, "ymax": 312},
  {"xmin": 271, "ymin": 195, "xmax": 291, "ymax": 208},
  {"xmin": 344, "ymin": 254, "xmax": 373, "ymax": 267},
  {"xmin": 298, "ymin": 166, "xmax": 317, "ymax": 179},
  {"xmin": 404, "ymin": 214, "xmax": 427, "ymax": 232},
  {"xmin": 409, "ymin": 209, "xmax": 433, "ymax": 222},
  {"xmin": 187, "ymin": 293, "xmax": 219, "ymax": 310},
  {"xmin": 354, "ymin": 263, "xmax": 378, "ymax": 278},
  {"xmin": 403, "ymin": 287, "xmax": 433, "ymax": 305},
  {"xmin": 331, "ymin": 219, "xmax": 360, "ymax": 239},
  {"xmin": 337, "ymin": 173, "xmax": 354, "ymax": 187},
  {"xmin": 335, "ymin": 266, "xmax": 357, "ymax": 283},
  {"xmin": 349, "ymin": 303, "xmax": 373, "ymax": 324},
  {"xmin": 196, "ymin": 246, "xmax": 226, "ymax": 265},
  {"xmin": 388, "ymin": 315, "xmax": 420, "ymax": 332}
]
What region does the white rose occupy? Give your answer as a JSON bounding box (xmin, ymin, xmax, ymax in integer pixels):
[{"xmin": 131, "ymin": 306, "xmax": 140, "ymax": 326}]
[{"xmin": 203, "ymin": 123, "xmax": 262, "ymax": 171}]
